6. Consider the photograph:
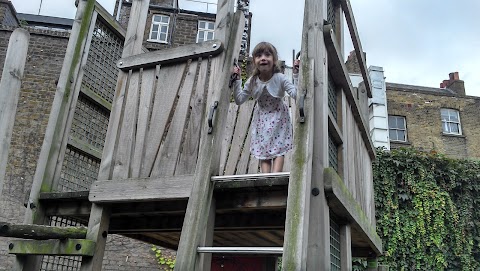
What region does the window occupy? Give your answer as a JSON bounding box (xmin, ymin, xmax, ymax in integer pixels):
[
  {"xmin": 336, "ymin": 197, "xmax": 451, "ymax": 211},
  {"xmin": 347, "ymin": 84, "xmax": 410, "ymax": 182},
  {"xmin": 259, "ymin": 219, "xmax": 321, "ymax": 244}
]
[
  {"xmin": 388, "ymin": 115, "xmax": 407, "ymax": 142},
  {"xmin": 441, "ymin": 108, "xmax": 461, "ymax": 135},
  {"xmin": 149, "ymin": 15, "xmax": 170, "ymax": 43},
  {"xmin": 197, "ymin": 20, "xmax": 215, "ymax": 43}
]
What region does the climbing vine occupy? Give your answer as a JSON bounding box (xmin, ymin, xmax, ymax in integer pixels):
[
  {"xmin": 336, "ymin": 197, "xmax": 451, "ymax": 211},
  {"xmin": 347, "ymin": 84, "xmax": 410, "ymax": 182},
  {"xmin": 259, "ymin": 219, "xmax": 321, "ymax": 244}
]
[
  {"xmin": 373, "ymin": 148, "xmax": 480, "ymax": 270},
  {"xmin": 152, "ymin": 246, "xmax": 176, "ymax": 271}
]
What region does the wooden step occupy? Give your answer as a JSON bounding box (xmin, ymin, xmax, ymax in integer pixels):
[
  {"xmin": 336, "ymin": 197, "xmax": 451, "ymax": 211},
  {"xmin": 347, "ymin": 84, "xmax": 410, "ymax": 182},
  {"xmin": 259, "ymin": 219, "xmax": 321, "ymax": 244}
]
[
  {"xmin": 8, "ymin": 239, "xmax": 95, "ymax": 256},
  {"xmin": 0, "ymin": 222, "xmax": 87, "ymax": 240}
]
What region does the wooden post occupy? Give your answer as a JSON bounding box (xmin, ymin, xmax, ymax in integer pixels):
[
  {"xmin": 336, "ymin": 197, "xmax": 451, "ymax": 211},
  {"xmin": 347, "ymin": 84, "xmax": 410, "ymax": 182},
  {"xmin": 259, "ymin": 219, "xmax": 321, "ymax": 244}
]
[
  {"xmin": 282, "ymin": 0, "xmax": 330, "ymax": 269},
  {"xmin": 0, "ymin": 28, "xmax": 29, "ymax": 198},
  {"xmin": 80, "ymin": 0, "xmax": 151, "ymax": 270},
  {"xmin": 340, "ymin": 225, "xmax": 352, "ymax": 271},
  {"xmin": 195, "ymin": 199, "xmax": 216, "ymax": 271},
  {"xmin": 174, "ymin": 0, "xmax": 245, "ymax": 269}
]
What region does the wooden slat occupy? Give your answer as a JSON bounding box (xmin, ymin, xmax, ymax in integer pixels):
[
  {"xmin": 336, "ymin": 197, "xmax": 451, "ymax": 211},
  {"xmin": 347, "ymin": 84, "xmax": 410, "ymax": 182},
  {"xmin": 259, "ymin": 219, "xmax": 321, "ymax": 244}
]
[
  {"xmin": 0, "ymin": 29, "xmax": 29, "ymax": 197},
  {"xmin": 141, "ymin": 63, "xmax": 187, "ymax": 177},
  {"xmin": 89, "ymin": 175, "xmax": 193, "ymax": 203},
  {"xmin": 219, "ymin": 103, "xmax": 239, "ymax": 174},
  {"xmin": 323, "ymin": 24, "xmax": 375, "ymax": 159},
  {"xmin": 152, "ymin": 60, "xmax": 198, "ymax": 176},
  {"xmin": 235, "ymin": 127, "xmax": 252, "ymax": 174},
  {"xmin": 0, "ymin": 222, "xmax": 86, "ymax": 240},
  {"xmin": 324, "ymin": 168, "xmax": 382, "ymax": 256},
  {"xmin": 9, "ymin": 239, "xmax": 95, "ymax": 256},
  {"xmin": 112, "ymin": 71, "xmax": 141, "ymax": 178},
  {"xmin": 117, "ymin": 39, "xmax": 223, "ymax": 70},
  {"xmin": 339, "ymin": 0, "xmax": 372, "ymax": 98},
  {"xmin": 176, "ymin": 59, "xmax": 210, "ymax": 175},
  {"xmin": 131, "ymin": 67, "xmax": 158, "ymax": 178},
  {"xmin": 224, "ymin": 101, "xmax": 255, "ymax": 174},
  {"xmin": 247, "ymin": 153, "xmax": 259, "ymax": 174}
]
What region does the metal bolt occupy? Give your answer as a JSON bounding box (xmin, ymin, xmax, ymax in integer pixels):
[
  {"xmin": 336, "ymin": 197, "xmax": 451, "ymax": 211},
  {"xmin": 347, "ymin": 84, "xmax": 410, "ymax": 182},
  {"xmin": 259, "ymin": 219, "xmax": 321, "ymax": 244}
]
[
  {"xmin": 311, "ymin": 188, "xmax": 320, "ymax": 196},
  {"xmin": 9, "ymin": 243, "xmax": 14, "ymax": 250},
  {"xmin": 212, "ymin": 43, "xmax": 217, "ymax": 48},
  {"xmin": 76, "ymin": 244, "xmax": 82, "ymax": 250},
  {"xmin": 119, "ymin": 61, "xmax": 123, "ymax": 66}
]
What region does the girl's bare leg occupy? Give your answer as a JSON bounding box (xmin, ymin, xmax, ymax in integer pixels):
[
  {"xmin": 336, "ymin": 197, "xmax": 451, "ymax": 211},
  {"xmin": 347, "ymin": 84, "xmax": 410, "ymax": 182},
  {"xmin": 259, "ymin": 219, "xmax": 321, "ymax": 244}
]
[
  {"xmin": 260, "ymin": 159, "xmax": 272, "ymax": 173},
  {"xmin": 272, "ymin": 156, "xmax": 284, "ymax": 173}
]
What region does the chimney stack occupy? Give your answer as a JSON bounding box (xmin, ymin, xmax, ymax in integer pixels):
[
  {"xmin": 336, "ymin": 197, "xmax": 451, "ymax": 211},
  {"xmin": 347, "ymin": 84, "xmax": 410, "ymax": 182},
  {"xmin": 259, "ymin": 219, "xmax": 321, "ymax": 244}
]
[{"xmin": 439, "ymin": 72, "xmax": 465, "ymax": 96}]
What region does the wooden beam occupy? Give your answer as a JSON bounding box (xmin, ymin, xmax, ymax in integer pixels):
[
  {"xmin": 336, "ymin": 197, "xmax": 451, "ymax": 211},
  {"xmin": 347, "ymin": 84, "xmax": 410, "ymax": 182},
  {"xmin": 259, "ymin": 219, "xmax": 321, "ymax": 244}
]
[
  {"xmin": 0, "ymin": 28, "xmax": 29, "ymax": 197},
  {"xmin": 0, "ymin": 222, "xmax": 86, "ymax": 240},
  {"xmin": 339, "ymin": 0, "xmax": 372, "ymax": 98},
  {"xmin": 89, "ymin": 175, "xmax": 193, "ymax": 203},
  {"xmin": 8, "ymin": 239, "xmax": 95, "ymax": 256},
  {"xmin": 117, "ymin": 39, "xmax": 224, "ymax": 70},
  {"xmin": 212, "ymin": 172, "xmax": 289, "ymax": 189},
  {"xmin": 323, "ymin": 24, "xmax": 375, "ymax": 159},
  {"xmin": 324, "ymin": 168, "xmax": 382, "ymax": 256}
]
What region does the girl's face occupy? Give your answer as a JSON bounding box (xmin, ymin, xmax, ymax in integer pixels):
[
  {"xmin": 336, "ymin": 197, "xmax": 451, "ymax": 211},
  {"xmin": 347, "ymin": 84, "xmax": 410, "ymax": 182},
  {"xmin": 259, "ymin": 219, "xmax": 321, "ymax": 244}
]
[{"xmin": 254, "ymin": 50, "xmax": 274, "ymax": 75}]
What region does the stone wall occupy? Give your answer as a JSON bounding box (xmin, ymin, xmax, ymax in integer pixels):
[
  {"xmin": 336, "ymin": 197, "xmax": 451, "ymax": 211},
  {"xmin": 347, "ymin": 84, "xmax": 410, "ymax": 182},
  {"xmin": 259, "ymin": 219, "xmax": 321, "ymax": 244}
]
[{"xmin": 386, "ymin": 86, "xmax": 480, "ymax": 159}]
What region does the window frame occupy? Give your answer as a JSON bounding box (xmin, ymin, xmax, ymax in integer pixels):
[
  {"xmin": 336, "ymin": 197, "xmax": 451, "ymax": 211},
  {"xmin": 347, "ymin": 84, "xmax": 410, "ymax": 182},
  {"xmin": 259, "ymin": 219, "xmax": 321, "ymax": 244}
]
[
  {"xmin": 441, "ymin": 108, "xmax": 462, "ymax": 135},
  {"xmin": 388, "ymin": 115, "xmax": 408, "ymax": 142},
  {"xmin": 196, "ymin": 20, "xmax": 215, "ymax": 43},
  {"xmin": 148, "ymin": 14, "xmax": 170, "ymax": 44}
]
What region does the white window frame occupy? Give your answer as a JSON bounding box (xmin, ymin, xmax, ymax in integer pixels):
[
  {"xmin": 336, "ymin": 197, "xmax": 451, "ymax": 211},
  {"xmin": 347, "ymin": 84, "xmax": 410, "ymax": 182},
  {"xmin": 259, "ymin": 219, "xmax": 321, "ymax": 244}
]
[
  {"xmin": 196, "ymin": 20, "xmax": 215, "ymax": 43},
  {"xmin": 441, "ymin": 108, "xmax": 462, "ymax": 135},
  {"xmin": 388, "ymin": 115, "xmax": 407, "ymax": 142},
  {"xmin": 148, "ymin": 14, "xmax": 170, "ymax": 43}
]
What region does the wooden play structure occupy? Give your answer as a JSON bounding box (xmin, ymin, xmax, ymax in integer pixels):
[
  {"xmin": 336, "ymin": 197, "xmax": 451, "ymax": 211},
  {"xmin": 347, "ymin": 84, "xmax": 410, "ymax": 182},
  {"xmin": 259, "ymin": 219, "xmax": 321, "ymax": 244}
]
[{"xmin": 0, "ymin": 0, "xmax": 384, "ymax": 270}]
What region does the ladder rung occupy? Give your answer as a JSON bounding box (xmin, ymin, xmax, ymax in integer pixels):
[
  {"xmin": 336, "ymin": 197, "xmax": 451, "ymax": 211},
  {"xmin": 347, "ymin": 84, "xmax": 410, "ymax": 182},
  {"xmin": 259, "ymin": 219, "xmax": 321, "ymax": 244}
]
[
  {"xmin": 197, "ymin": 247, "xmax": 283, "ymax": 254},
  {"xmin": 212, "ymin": 172, "xmax": 290, "ymax": 189},
  {"xmin": 8, "ymin": 239, "xmax": 95, "ymax": 256}
]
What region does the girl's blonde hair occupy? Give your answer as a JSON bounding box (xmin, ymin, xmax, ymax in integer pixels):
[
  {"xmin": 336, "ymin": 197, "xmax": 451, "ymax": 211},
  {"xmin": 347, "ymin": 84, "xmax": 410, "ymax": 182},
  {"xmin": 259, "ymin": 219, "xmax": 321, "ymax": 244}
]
[{"xmin": 251, "ymin": 42, "xmax": 281, "ymax": 76}]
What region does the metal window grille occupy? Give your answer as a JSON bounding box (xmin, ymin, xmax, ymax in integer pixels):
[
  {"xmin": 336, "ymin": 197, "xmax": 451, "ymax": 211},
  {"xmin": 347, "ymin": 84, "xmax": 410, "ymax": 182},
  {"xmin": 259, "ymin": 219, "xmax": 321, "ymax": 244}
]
[
  {"xmin": 57, "ymin": 147, "xmax": 100, "ymax": 192},
  {"xmin": 330, "ymin": 218, "xmax": 341, "ymax": 271},
  {"xmin": 329, "ymin": 135, "xmax": 338, "ymax": 172},
  {"xmin": 328, "ymin": 75, "xmax": 337, "ymax": 120},
  {"xmin": 70, "ymin": 95, "xmax": 109, "ymax": 150},
  {"xmin": 82, "ymin": 18, "xmax": 123, "ymax": 104},
  {"xmin": 41, "ymin": 216, "xmax": 85, "ymax": 271},
  {"xmin": 327, "ymin": 0, "xmax": 336, "ymax": 31}
]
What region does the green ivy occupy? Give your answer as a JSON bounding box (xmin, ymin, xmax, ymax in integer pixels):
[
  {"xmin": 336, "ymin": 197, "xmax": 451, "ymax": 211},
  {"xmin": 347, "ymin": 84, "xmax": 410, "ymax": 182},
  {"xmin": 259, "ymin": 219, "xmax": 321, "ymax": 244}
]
[
  {"xmin": 152, "ymin": 246, "xmax": 176, "ymax": 271},
  {"xmin": 373, "ymin": 148, "xmax": 480, "ymax": 270}
]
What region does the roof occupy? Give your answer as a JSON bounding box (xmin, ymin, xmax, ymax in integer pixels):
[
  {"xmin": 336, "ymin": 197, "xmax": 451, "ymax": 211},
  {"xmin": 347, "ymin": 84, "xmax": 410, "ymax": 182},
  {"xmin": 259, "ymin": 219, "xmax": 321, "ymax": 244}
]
[
  {"xmin": 17, "ymin": 13, "xmax": 73, "ymax": 30},
  {"xmin": 386, "ymin": 82, "xmax": 457, "ymax": 96}
]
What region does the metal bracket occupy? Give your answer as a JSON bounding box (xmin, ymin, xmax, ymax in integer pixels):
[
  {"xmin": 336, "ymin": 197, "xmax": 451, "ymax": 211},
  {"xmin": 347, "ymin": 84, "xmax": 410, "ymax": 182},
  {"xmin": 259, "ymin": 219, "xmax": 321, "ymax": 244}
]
[
  {"xmin": 208, "ymin": 101, "xmax": 219, "ymax": 134},
  {"xmin": 299, "ymin": 91, "xmax": 306, "ymax": 123}
]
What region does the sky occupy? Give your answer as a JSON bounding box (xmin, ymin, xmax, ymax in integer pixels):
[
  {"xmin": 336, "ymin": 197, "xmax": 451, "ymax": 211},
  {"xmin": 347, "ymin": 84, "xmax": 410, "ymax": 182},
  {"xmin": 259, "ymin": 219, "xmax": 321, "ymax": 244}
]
[{"xmin": 10, "ymin": 0, "xmax": 480, "ymax": 96}]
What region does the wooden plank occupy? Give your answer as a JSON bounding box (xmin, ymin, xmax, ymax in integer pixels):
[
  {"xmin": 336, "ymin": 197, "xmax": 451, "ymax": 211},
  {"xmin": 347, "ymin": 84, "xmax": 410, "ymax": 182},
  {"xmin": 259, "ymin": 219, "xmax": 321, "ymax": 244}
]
[
  {"xmin": 248, "ymin": 153, "xmax": 259, "ymax": 173},
  {"xmin": 224, "ymin": 101, "xmax": 255, "ymax": 175},
  {"xmin": 112, "ymin": 71, "xmax": 140, "ymax": 178},
  {"xmin": 118, "ymin": 40, "xmax": 223, "ymax": 70},
  {"xmin": 340, "ymin": 225, "xmax": 352, "ymax": 271},
  {"xmin": 0, "ymin": 222, "xmax": 86, "ymax": 240},
  {"xmin": 219, "ymin": 103, "xmax": 239, "ymax": 174},
  {"xmin": 8, "ymin": 239, "xmax": 95, "ymax": 256},
  {"xmin": 235, "ymin": 127, "xmax": 252, "ymax": 174},
  {"xmin": 151, "ymin": 60, "xmax": 198, "ymax": 176},
  {"xmin": 174, "ymin": 4, "xmax": 245, "ymax": 270},
  {"xmin": 323, "ymin": 24, "xmax": 375, "ymax": 159},
  {"xmin": 339, "ymin": 0, "xmax": 372, "ymax": 98},
  {"xmin": 131, "ymin": 67, "xmax": 158, "ymax": 178},
  {"xmin": 196, "ymin": 200, "xmax": 215, "ymax": 271},
  {"xmin": 141, "ymin": 63, "xmax": 187, "ymax": 177},
  {"xmin": 176, "ymin": 59, "xmax": 210, "ymax": 175},
  {"xmin": 89, "ymin": 175, "xmax": 193, "ymax": 203},
  {"xmin": 324, "ymin": 168, "xmax": 382, "ymax": 256},
  {"xmin": 0, "ymin": 29, "xmax": 29, "ymax": 197}
]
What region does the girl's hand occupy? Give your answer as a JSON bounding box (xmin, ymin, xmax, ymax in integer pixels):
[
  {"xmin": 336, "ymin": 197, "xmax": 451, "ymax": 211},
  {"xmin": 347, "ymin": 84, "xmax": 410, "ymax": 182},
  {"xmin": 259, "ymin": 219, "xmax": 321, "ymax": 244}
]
[
  {"xmin": 232, "ymin": 66, "xmax": 241, "ymax": 79},
  {"xmin": 293, "ymin": 59, "xmax": 300, "ymax": 74}
]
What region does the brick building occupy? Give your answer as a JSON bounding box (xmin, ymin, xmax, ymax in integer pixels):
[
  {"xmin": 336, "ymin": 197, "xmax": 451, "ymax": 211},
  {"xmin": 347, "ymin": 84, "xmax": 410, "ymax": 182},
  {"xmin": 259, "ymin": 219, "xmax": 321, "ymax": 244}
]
[
  {"xmin": 347, "ymin": 51, "xmax": 480, "ymax": 160},
  {"xmin": 0, "ymin": 0, "xmax": 250, "ymax": 269}
]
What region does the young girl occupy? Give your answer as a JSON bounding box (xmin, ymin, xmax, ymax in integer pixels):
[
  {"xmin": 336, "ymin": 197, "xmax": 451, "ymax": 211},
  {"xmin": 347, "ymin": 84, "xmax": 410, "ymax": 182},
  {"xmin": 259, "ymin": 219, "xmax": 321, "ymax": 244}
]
[{"xmin": 232, "ymin": 42, "xmax": 299, "ymax": 173}]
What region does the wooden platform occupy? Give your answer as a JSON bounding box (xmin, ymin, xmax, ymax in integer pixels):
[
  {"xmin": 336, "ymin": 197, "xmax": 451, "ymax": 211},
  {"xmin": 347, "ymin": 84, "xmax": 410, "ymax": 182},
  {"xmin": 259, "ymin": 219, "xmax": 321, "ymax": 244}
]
[{"xmin": 39, "ymin": 172, "xmax": 381, "ymax": 256}]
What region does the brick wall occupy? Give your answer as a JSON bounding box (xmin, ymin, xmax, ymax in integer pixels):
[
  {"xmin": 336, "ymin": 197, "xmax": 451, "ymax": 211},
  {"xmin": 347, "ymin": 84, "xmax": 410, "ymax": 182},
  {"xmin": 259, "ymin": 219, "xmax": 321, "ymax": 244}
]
[
  {"xmin": 386, "ymin": 86, "xmax": 480, "ymax": 159},
  {"xmin": 0, "ymin": 8, "xmax": 160, "ymax": 271}
]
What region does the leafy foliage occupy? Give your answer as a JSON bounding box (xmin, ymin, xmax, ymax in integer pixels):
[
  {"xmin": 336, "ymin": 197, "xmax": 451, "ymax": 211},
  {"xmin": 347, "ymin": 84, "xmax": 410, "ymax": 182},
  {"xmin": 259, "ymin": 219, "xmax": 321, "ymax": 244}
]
[
  {"xmin": 152, "ymin": 246, "xmax": 176, "ymax": 271},
  {"xmin": 374, "ymin": 148, "xmax": 480, "ymax": 270}
]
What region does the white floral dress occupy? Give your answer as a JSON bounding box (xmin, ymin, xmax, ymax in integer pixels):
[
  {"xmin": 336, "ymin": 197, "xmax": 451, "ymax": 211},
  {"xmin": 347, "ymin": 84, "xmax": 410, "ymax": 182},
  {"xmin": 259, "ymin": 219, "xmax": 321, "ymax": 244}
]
[
  {"xmin": 233, "ymin": 73, "xmax": 298, "ymax": 160},
  {"xmin": 250, "ymin": 87, "xmax": 293, "ymax": 159}
]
